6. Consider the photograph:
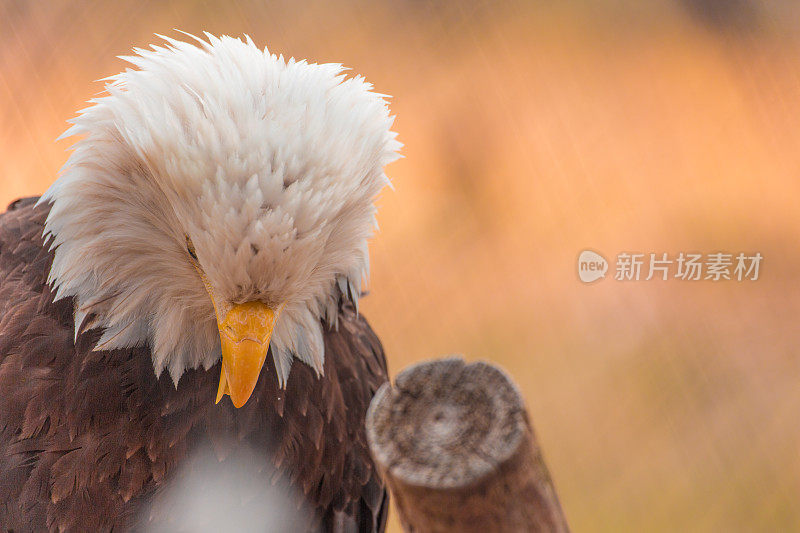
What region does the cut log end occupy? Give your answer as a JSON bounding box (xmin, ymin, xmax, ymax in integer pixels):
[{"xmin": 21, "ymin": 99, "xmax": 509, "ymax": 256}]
[
  {"xmin": 367, "ymin": 357, "xmax": 526, "ymax": 489},
  {"xmin": 366, "ymin": 357, "xmax": 569, "ymax": 533}
]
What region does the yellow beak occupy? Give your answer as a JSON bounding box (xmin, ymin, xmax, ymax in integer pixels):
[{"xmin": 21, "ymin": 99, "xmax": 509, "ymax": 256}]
[{"xmin": 215, "ymin": 301, "xmax": 280, "ymax": 408}]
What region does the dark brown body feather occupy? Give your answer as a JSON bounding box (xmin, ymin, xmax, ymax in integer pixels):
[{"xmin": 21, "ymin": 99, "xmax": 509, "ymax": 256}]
[{"xmin": 0, "ymin": 198, "xmax": 389, "ymax": 532}]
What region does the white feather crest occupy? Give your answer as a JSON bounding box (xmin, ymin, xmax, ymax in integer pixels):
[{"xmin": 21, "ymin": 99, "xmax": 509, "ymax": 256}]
[{"xmin": 40, "ymin": 32, "xmax": 401, "ymax": 386}]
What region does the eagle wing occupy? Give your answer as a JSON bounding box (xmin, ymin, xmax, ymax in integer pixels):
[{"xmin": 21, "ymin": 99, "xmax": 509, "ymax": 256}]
[{"xmin": 0, "ymin": 197, "xmax": 390, "ymax": 532}]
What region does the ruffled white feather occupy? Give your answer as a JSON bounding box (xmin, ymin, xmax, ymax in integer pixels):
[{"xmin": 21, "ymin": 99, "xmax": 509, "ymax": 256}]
[{"xmin": 40, "ymin": 32, "xmax": 400, "ymax": 386}]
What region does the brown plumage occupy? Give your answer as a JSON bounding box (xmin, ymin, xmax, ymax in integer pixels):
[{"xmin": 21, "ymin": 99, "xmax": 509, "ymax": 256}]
[{"xmin": 0, "ymin": 198, "xmax": 389, "ymax": 532}]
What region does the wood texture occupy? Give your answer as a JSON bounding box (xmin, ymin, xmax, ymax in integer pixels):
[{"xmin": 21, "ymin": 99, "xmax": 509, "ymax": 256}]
[{"xmin": 366, "ymin": 357, "xmax": 569, "ymax": 533}]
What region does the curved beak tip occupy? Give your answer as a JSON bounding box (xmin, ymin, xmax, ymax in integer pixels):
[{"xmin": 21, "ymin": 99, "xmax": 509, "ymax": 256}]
[{"xmin": 214, "ymin": 301, "xmax": 280, "ymax": 408}]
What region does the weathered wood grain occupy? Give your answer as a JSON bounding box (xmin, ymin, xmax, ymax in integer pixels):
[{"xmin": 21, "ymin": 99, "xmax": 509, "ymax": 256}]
[{"xmin": 366, "ymin": 357, "xmax": 569, "ymax": 533}]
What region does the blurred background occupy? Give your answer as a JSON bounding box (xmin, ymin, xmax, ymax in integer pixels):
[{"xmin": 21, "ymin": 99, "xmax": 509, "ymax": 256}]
[{"xmin": 1, "ymin": 0, "xmax": 799, "ymax": 531}]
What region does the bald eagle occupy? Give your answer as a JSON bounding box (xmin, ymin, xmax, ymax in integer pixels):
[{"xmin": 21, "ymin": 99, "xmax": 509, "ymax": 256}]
[{"xmin": 0, "ymin": 33, "xmax": 400, "ymax": 531}]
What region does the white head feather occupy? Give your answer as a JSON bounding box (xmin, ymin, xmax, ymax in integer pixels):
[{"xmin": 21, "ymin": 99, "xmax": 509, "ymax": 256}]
[{"xmin": 40, "ymin": 33, "xmax": 400, "ymax": 386}]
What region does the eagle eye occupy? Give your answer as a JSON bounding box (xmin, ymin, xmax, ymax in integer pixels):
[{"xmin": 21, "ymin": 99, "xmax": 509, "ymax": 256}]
[{"xmin": 185, "ymin": 235, "xmax": 198, "ymax": 261}]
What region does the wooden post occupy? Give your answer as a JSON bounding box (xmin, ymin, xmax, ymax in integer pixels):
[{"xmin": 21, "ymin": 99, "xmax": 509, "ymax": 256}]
[{"xmin": 366, "ymin": 357, "xmax": 569, "ymax": 533}]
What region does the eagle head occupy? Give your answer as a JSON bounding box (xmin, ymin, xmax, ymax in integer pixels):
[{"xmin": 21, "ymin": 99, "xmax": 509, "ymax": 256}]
[{"xmin": 40, "ymin": 33, "xmax": 400, "ymax": 407}]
